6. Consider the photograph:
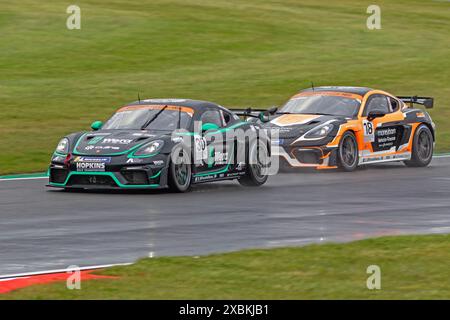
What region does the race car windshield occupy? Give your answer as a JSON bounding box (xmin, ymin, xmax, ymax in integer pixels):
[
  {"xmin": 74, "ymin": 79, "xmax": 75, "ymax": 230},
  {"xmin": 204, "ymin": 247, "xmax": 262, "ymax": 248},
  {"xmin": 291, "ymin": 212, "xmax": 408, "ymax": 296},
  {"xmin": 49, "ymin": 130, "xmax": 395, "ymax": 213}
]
[
  {"xmin": 280, "ymin": 95, "xmax": 361, "ymax": 117},
  {"xmin": 102, "ymin": 108, "xmax": 191, "ymax": 131}
]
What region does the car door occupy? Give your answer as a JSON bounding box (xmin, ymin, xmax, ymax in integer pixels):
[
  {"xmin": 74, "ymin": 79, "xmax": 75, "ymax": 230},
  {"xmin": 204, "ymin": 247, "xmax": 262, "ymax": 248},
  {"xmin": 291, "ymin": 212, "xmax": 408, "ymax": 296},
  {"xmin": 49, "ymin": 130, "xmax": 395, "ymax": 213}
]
[
  {"xmin": 193, "ymin": 108, "xmax": 234, "ymax": 177},
  {"xmin": 361, "ymin": 94, "xmax": 406, "ymax": 156}
]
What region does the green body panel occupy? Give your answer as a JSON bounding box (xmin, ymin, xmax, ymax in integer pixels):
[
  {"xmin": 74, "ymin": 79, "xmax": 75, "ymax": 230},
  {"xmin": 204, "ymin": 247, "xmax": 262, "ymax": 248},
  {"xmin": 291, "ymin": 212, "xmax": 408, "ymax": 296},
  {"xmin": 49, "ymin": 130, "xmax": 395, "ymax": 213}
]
[{"xmin": 49, "ymin": 171, "xmax": 160, "ymax": 189}]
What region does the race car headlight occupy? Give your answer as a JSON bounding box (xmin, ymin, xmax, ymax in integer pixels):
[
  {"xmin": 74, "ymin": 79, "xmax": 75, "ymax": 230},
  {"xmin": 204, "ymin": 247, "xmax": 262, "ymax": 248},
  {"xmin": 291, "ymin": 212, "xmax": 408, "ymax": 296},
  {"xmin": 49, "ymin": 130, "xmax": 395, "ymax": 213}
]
[
  {"xmin": 134, "ymin": 140, "xmax": 164, "ymax": 156},
  {"xmin": 304, "ymin": 124, "xmax": 334, "ymax": 139},
  {"xmin": 55, "ymin": 138, "xmax": 69, "ymax": 154}
]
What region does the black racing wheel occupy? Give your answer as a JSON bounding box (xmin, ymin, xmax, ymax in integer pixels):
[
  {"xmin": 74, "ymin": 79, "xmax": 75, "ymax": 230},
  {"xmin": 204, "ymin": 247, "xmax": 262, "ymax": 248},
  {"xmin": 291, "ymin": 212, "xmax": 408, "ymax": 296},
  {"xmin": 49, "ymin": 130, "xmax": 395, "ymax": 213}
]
[
  {"xmin": 168, "ymin": 146, "xmax": 192, "ymax": 192},
  {"xmin": 239, "ymin": 140, "xmax": 269, "ymax": 187},
  {"xmin": 404, "ymin": 124, "xmax": 433, "ymax": 167},
  {"xmin": 338, "ymin": 131, "xmax": 359, "ymax": 172}
]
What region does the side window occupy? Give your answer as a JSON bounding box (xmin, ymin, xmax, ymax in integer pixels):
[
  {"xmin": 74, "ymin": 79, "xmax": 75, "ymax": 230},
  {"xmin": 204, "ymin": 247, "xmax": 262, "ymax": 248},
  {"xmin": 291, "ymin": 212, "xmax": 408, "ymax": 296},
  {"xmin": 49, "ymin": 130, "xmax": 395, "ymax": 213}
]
[
  {"xmin": 221, "ymin": 110, "xmax": 234, "ymax": 126},
  {"xmin": 389, "ymin": 97, "xmax": 399, "ymax": 112},
  {"xmin": 364, "ymin": 94, "xmax": 390, "ymax": 116},
  {"xmin": 200, "ymin": 109, "xmax": 224, "ymax": 127}
]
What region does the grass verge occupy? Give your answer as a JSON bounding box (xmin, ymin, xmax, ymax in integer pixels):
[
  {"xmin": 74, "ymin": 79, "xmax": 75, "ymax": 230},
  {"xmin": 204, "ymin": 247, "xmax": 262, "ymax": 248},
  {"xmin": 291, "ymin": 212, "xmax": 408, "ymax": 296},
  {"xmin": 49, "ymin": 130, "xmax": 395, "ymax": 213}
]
[
  {"xmin": 0, "ymin": 0, "xmax": 450, "ymax": 174},
  {"xmin": 3, "ymin": 234, "xmax": 449, "ymax": 299}
]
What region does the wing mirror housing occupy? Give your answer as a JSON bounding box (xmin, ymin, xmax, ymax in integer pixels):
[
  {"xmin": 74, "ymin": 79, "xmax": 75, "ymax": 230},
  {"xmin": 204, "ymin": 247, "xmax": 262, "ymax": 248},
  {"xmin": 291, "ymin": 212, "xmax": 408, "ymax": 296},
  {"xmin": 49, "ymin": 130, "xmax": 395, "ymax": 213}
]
[
  {"xmin": 367, "ymin": 111, "xmax": 386, "ymax": 121},
  {"xmin": 91, "ymin": 121, "xmax": 103, "ymax": 131},
  {"xmin": 258, "ymin": 107, "xmax": 278, "ymax": 123}
]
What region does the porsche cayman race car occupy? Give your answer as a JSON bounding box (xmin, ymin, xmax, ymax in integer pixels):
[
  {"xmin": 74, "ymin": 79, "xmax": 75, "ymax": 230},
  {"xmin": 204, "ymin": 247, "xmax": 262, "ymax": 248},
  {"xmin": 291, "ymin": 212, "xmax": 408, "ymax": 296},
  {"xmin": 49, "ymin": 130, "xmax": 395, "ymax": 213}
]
[
  {"xmin": 240, "ymin": 86, "xmax": 435, "ymax": 171},
  {"xmin": 48, "ymin": 99, "xmax": 270, "ymax": 192}
]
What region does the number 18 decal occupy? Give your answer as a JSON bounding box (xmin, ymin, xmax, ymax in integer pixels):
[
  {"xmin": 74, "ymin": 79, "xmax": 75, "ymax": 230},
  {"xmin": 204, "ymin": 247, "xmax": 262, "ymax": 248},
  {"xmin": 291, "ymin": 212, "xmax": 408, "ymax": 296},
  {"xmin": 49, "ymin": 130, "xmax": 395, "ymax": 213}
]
[{"xmin": 363, "ymin": 120, "xmax": 375, "ymax": 142}]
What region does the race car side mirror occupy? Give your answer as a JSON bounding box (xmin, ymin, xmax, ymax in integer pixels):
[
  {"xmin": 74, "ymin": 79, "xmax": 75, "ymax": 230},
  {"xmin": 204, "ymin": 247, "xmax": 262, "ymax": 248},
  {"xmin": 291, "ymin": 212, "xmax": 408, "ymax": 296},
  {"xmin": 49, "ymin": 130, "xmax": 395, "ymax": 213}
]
[
  {"xmin": 267, "ymin": 107, "xmax": 278, "ymax": 115},
  {"xmin": 258, "ymin": 107, "xmax": 278, "ymax": 123},
  {"xmin": 367, "ymin": 111, "xmax": 386, "ymax": 121},
  {"xmin": 259, "ymin": 112, "xmax": 270, "ymax": 123},
  {"xmin": 91, "ymin": 121, "xmax": 103, "ymax": 131}
]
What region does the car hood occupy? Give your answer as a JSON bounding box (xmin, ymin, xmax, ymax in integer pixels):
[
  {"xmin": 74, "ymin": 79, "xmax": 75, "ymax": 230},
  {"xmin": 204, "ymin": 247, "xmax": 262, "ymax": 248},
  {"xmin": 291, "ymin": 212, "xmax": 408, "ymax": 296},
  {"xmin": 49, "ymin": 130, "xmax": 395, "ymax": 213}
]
[
  {"xmin": 263, "ymin": 113, "xmax": 344, "ymax": 139},
  {"xmin": 73, "ymin": 130, "xmax": 169, "ymax": 156}
]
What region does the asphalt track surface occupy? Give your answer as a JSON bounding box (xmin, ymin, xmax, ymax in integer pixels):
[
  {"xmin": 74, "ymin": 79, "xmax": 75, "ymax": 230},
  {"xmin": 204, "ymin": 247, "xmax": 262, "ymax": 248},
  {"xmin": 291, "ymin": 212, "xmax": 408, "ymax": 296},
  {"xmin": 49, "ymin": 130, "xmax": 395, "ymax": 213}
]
[{"xmin": 1, "ymin": 157, "xmax": 450, "ymax": 276}]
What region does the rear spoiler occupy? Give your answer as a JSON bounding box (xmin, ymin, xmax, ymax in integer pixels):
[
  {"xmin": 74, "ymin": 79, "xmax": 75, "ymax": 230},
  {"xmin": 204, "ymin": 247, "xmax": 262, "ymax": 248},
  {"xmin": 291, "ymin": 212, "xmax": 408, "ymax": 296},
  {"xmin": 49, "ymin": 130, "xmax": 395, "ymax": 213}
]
[
  {"xmin": 397, "ymin": 96, "xmax": 434, "ymax": 109},
  {"xmin": 229, "ymin": 107, "xmax": 278, "ymax": 119}
]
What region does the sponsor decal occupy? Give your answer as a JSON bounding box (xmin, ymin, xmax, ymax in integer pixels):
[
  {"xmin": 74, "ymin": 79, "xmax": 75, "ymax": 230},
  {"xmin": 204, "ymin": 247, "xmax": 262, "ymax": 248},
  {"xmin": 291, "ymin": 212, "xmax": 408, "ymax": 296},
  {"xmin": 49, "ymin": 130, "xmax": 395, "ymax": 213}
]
[
  {"xmin": 236, "ymin": 162, "xmax": 245, "ymax": 171},
  {"xmin": 226, "ymin": 172, "xmax": 246, "ymax": 178},
  {"xmin": 73, "ymin": 157, "xmax": 111, "ymax": 163},
  {"xmin": 362, "ymin": 153, "xmax": 409, "ymax": 164},
  {"xmin": 214, "ymin": 151, "xmax": 228, "ymax": 165},
  {"xmin": 375, "ymin": 127, "xmax": 397, "ymax": 149},
  {"xmin": 102, "ymin": 138, "xmax": 133, "ymax": 145},
  {"xmin": 126, "ymin": 158, "xmax": 144, "ymax": 164},
  {"xmin": 194, "ymin": 175, "xmax": 216, "ymax": 182},
  {"xmin": 76, "ymin": 162, "xmax": 106, "ymax": 172},
  {"xmin": 153, "ymin": 160, "xmax": 164, "ymax": 166},
  {"xmin": 84, "ymin": 145, "xmax": 120, "ymax": 151},
  {"xmin": 271, "ymin": 138, "xmax": 284, "ymax": 145}
]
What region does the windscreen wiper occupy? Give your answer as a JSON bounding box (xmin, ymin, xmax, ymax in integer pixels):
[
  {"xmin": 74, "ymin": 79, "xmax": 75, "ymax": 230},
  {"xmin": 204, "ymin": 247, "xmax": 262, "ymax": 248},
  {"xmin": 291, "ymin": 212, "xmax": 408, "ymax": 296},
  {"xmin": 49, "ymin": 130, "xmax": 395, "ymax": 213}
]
[{"xmin": 141, "ymin": 105, "xmax": 168, "ymax": 129}]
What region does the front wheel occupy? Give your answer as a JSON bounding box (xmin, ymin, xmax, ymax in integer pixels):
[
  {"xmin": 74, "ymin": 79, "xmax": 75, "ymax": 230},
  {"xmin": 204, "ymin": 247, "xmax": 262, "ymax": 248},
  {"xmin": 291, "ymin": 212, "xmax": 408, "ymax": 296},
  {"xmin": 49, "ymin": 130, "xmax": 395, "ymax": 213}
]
[
  {"xmin": 338, "ymin": 131, "xmax": 359, "ymax": 172},
  {"xmin": 239, "ymin": 140, "xmax": 269, "ymax": 187},
  {"xmin": 404, "ymin": 124, "xmax": 433, "ymax": 167},
  {"xmin": 168, "ymin": 146, "xmax": 192, "ymax": 192}
]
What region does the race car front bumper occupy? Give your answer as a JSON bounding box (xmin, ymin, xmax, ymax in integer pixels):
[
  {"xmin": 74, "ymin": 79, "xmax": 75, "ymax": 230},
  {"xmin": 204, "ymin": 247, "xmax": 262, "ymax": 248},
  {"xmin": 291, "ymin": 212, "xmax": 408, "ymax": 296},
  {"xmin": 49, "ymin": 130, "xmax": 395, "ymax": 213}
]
[
  {"xmin": 272, "ymin": 145, "xmax": 338, "ymax": 169},
  {"xmin": 48, "ymin": 162, "xmax": 168, "ymax": 189}
]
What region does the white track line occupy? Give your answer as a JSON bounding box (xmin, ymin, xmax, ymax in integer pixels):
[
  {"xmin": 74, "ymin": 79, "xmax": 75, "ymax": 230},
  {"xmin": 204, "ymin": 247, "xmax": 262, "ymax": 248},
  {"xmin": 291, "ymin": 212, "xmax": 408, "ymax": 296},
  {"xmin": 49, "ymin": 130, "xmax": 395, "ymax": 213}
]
[
  {"xmin": 0, "ymin": 177, "xmax": 48, "ymax": 182},
  {"xmin": 0, "ymin": 262, "xmax": 132, "ymax": 280},
  {"xmin": 433, "ymin": 154, "xmax": 450, "ymax": 158},
  {"xmin": 0, "ymin": 155, "xmax": 449, "ymax": 183}
]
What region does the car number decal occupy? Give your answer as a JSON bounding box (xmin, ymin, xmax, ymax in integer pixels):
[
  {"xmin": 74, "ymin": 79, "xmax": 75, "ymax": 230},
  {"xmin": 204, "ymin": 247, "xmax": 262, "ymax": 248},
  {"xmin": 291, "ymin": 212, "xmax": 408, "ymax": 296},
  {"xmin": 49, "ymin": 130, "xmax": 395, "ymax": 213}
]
[
  {"xmin": 194, "ymin": 135, "xmax": 208, "ymax": 163},
  {"xmin": 363, "ymin": 120, "xmax": 375, "ymax": 142}
]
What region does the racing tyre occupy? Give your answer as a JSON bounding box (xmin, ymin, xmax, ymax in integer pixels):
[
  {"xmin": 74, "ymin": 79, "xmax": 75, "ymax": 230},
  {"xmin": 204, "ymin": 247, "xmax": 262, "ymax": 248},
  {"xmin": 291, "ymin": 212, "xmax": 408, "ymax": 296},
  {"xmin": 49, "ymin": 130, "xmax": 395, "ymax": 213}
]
[
  {"xmin": 168, "ymin": 146, "xmax": 192, "ymax": 192},
  {"xmin": 239, "ymin": 140, "xmax": 269, "ymax": 187},
  {"xmin": 338, "ymin": 131, "xmax": 359, "ymax": 172},
  {"xmin": 404, "ymin": 124, "xmax": 433, "ymax": 167}
]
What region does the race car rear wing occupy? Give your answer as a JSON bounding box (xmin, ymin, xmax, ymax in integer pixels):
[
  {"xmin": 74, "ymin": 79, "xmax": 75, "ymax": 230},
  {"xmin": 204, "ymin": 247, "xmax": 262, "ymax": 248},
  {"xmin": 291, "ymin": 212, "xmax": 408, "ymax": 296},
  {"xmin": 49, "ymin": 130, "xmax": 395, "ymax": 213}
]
[
  {"xmin": 229, "ymin": 107, "xmax": 278, "ymax": 120},
  {"xmin": 397, "ymin": 96, "xmax": 434, "ymax": 109}
]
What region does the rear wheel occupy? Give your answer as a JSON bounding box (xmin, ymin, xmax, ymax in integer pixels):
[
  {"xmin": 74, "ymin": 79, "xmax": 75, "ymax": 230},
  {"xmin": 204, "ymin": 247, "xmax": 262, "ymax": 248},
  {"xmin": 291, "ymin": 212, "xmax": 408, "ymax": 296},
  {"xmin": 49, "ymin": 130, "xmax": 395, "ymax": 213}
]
[
  {"xmin": 404, "ymin": 124, "xmax": 433, "ymax": 167},
  {"xmin": 338, "ymin": 131, "xmax": 359, "ymax": 172},
  {"xmin": 239, "ymin": 140, "xmax": 269, "ymax": 187},
  {"xmin": 168, "ymin": 146, "xmax": 192, "ymax": 192}
]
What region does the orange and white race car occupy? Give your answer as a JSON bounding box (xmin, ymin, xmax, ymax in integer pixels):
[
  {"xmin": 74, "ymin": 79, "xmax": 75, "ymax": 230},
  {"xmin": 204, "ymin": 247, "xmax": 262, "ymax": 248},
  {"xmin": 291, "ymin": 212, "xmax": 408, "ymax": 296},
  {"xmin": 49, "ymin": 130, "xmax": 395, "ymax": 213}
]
[{"xmin": 251, "ymin": 86, "xmax": 435, "ymax": 171}]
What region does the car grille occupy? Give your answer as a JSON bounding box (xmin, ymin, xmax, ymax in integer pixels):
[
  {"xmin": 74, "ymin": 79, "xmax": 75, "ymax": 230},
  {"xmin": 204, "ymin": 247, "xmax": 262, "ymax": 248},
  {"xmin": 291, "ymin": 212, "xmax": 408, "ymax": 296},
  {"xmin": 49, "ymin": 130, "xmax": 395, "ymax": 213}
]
[
  {"xmin": 292, "ymin": 149, "xmax": 323, "ymax": 165},
  {"xmin": 49, "ymin": 168, "xmax": 68, "ymax": 184},
  {"xmin": 67, "ymin": 175, "xmax": 116, "ymax": 187},
  {"xmin": 121, "ymin": 170, "xmax": 149, "ymax": 185}
]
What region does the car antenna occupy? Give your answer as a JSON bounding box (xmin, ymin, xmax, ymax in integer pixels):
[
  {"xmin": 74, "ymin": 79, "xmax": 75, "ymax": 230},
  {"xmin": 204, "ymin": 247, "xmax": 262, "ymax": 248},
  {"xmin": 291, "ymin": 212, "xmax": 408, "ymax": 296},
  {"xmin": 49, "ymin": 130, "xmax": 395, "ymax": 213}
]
[
  {"xmin": 311, "ymin": 81, "xmax": 315, "ymax": 91},
  {"xmin": 177, "ymin": 106, "xmax": 182, "ymax": 129},
  {"xmin": 138, "ymin": 92, "xmax": 141, "ymax": 104}
]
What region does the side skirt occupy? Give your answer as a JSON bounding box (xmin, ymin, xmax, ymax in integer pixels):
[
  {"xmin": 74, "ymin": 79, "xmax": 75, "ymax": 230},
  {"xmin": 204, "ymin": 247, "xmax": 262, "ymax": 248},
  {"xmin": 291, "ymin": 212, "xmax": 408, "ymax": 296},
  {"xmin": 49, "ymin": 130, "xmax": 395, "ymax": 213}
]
[
  {"xmin": 358, "ymin": 152, "xmax": 411, "ymax": 165},
  {"xmin": 192, "ymin": 171, "xmax": 246, "ymax": 184}
]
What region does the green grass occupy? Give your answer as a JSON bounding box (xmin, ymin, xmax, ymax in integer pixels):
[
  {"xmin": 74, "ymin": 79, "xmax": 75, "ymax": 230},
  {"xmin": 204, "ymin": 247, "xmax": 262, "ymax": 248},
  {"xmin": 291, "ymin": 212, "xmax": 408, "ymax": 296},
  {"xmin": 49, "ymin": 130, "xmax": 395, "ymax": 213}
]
[
  {"xmin": 0, "ymin": 0, "xmax": 449, "ymax": 174},
  {"xmin": 3, "ymin": 234, "xmax": 450, "ymax": 299}
]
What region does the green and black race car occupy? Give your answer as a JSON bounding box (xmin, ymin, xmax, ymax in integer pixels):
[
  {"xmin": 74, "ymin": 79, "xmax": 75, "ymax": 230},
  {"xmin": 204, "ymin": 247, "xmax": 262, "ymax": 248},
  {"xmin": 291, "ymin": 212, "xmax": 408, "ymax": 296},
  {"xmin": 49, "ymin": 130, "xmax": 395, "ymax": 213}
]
[{"xmin": 48, "ymin": 99, "xmax": 270, "ymax": 192}]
